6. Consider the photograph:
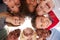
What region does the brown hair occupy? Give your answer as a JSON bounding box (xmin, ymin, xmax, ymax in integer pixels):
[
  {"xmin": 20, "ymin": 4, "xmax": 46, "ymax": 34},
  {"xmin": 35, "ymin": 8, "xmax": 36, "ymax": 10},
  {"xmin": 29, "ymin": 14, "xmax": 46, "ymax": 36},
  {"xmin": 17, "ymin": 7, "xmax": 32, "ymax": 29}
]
[
  {"xmin": 36, "ymin": 29, "xmax": 51, "ymax": 40},
  {"xmin": 6, "ymin": 29, "xmax": 20, "ymax": 40}
]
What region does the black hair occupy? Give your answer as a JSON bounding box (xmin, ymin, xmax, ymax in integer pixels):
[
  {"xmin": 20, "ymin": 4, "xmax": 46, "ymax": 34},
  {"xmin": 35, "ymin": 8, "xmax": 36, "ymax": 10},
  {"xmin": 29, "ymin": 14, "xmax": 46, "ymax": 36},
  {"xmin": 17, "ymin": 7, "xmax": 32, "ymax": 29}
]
[{"xmin": 31, "ymin": 15, "xmax": 37, "ymax": 29}]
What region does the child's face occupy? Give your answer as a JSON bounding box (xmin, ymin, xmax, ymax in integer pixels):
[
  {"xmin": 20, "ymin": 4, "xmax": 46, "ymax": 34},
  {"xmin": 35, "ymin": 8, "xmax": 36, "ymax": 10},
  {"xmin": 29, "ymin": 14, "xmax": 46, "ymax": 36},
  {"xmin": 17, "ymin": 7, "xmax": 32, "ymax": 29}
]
[
  {"xmin": 40, "ymin": 2, "xmax": 50, "ymax": 13},
  {"xmin": 23, "ymin": 28, "xmax": 34, "ymax": 40},
  {"xmin": 26, "ymin": 0, "xmax": 37, "ymax": 12},
  {"xmin": 7, "ymin": 29, "xmax": 20, "ymax": 40},
  {"xmin": 36, "ymin": 29, "xmax": 51, "ymax": 40},
  {"xmin": 3, "ymin": 0, "xmax": 21, "ymax": 13},
  {"xmin": 35, "ymin": 16, "xmax": 52, "ymax": 29},
  {"xmin": 36, "ymin": 4, "xmax": 45, "ymax": 15}
]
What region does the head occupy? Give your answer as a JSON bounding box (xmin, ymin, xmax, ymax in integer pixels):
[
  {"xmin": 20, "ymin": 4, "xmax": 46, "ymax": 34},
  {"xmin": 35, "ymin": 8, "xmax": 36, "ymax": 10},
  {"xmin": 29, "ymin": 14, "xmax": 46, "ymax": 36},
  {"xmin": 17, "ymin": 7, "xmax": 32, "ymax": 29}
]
[
  {"xmin": 7, "ymin": 13, "xmax": 25, "ymax": 26},
  {"xmin": 36, "ymin": 4, "xmax": 46, "ymax": 15},
  {"xmin": 36, "ymin": 0, "xmax": 52, "ymax": 16},
  {"xmin": 23, "ymin": 28, "xmax": 34, "ymax": 40},
  {"xmin": 36, "ymin": 29, "xmax": 51, "ymax": 40},
  {"xmin": 26, "ymin": 0, "xmax": 37, "ymax": 12},
  {"xmin": 32, "ymin": 16, "xmax": 52, "ymax": 29},
  {"xmin": 37, "ymin": 0, "xmax": 47, "ymax": 4},
  {"xmin": 3, "ymin": 0, "xmax": 21, "ymax": 13},
  {"xmin": 6, "ymin": 29, "xmax": 20, "ymax": 40}
]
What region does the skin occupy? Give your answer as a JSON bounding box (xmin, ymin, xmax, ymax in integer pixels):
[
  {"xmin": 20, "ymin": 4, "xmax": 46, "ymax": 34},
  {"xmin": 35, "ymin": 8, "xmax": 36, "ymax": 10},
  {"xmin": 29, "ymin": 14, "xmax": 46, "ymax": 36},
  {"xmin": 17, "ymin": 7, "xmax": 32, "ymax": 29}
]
[
  {"xmin": 36, "ymin": 4, "xmax": 45, "ymax": 15},
  {"xmin": 23, "ymin": 28, "xmax": 34, "ymax": 40},
  {"xmin": 3, "ymin": 0, "xmax": 21, "ymax": 13},
  {"xmin": 26, "ymin": 0, "xmax": 37, "ymax": 12},
  {"xmin": 0, "ymin": 12, "xmax": 25, "ymax": 26},
  {"xmin": 36, "ymin": 0, "xmax": 54, "ymax": 15},
  {"xmin": 6, "ymin": 29, "xmax": 20, "ymax": 40},
  {"xmin": 20, "ymin": 28, "xmax": 37, "ymax": 40},
  {"xmin": 35, "ymin": 16, "xmax": 52, "ymax": 29}
]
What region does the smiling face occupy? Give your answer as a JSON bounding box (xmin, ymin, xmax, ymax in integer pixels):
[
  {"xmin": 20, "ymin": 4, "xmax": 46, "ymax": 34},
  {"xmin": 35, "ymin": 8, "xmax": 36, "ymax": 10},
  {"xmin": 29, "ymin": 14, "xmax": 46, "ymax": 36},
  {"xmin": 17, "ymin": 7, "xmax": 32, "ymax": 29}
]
[
  {"xmin": 23, "ymin": 28, "xmax": 34, "ymax": 40},
  {"xmin": 36, "ymin": 4, "xmax": 45, "ymax": 15},
  {"xmin": 3, "ymin": 0, "xmax": 21, "ymax": 13},
  {"xmin": 35, "ymin": 16, "xmax": 52, "ymax": 29},
  {"xmin": 6, "ymin": 29, "xmax": 20, "ymax": 40},
  {"xmin": 36, "ymin": 29, "xmax": 51, "ymax": 40},
  {"xmin": 26, "ymin": 0, "xmax": 37, "ymax": 6},
  {"xmin": 26, "ymin": 0, "xmax": 37, "ymax": 12}
]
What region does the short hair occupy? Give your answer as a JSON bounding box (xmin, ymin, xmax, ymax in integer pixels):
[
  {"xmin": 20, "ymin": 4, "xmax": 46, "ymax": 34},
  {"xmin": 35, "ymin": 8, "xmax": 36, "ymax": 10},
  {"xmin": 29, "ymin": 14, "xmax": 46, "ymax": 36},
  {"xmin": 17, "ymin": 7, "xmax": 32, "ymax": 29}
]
[
  {"xmin": 31, "ymin": 15, "xmax": 52, "ymax": 29},
  {"xmin": 31, "ymin": 15, "xmax": 44, "ymax": 29}
]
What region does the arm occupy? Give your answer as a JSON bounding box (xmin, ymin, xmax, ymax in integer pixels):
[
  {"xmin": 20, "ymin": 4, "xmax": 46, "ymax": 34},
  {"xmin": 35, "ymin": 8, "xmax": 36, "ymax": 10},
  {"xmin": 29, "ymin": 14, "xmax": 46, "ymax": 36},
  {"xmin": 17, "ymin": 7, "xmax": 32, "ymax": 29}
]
[
  {"xmin": 46, "ymin": 11, "xmax": 59, "ymax": 30},
  {"xmin": 0, "ymin": 12, "xmax": 11, "ymax": 18},
  {"xmin": 0, "ymin": 12, "xmax": 20, "ymax": 26},
  {"xmin": 0, "ymin": 12, "xmax": 11, "ymax": 29}
]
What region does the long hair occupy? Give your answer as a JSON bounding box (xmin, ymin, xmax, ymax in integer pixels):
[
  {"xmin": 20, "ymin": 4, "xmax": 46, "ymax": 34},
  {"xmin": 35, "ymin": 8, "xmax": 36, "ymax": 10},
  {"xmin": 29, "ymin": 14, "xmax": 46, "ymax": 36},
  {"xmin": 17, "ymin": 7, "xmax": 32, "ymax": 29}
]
[{"xmin": 20, "ymin": 0, "xmax": 37, "ymax": 17}]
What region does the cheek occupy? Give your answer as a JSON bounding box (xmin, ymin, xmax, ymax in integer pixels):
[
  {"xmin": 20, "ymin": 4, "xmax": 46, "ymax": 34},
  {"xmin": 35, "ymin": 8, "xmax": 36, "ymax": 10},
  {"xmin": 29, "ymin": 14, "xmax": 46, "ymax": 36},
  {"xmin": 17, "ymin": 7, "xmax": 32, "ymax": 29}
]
[
  {"xmin": 36, "ymin": 6, "xmax": 42, "ymax": 12},
  {"xmin": 26, "ymin": 0, "xmax": 30, "ymax": 5},
  {"xmin": 31, "ymin": 0, "xmax": 37, "ymax": 6},
  {"xmin": 36, "ymin": 20, "xmax": 42, "ymax": 28},
  {"xmin": 19, "ymin": 18, "xmax": 25, "ymax": 24}
]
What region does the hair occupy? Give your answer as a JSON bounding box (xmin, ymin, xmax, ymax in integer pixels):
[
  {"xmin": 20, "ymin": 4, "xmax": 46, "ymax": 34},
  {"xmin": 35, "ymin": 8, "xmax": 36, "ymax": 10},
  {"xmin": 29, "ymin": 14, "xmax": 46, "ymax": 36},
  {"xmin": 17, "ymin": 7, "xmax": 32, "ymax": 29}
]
[
  {"xmin": 23, "ymin": 28, "xmax": 34, "ymax": 36},
  {"xmin": 6, "ymin": 29, "xmax": 20, "ymax": 40},
  {"xmin": 6, "ymin": 0, "xmax": 26, "ymax": 16},
  {"xmin": 36, "ymin": 29, "xmax": 51, "ymax": 40},
  {"xmin": 31, "ymin": 15, "xmax": 44, "ymax": 29},
  {"xmin": 20, "ymin": 0, "xmax": 37, "ymax": 18},
  {"xmin": 31, "ymin": 15, "xmax": 36, "ymax": 29}
]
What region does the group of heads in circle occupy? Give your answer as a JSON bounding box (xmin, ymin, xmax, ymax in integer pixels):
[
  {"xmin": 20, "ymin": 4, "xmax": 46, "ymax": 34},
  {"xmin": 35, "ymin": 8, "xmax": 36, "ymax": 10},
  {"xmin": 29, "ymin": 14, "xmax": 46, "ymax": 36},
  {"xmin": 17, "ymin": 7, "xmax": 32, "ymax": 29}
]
[
  {"xmin": 6, "ymin": 28, "xmax": 51, "ymax": 40},
  {"xmin": 2, "ymin": 0, "xmax": 54, "ymax": 40}
]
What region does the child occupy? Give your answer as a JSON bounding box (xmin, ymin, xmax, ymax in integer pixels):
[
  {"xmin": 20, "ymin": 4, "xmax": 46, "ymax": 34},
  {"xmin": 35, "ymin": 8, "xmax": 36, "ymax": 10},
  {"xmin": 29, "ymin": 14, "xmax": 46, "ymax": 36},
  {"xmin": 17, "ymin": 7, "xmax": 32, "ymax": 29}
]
[
  {"xmin": 3, "ymin": 0, "xmax": 21, "ymax": 14},
  {"xmin": 26, "ymin": 0, "xmax": 37, "ymax": 13},
  {"xmin": 31, "ymin": 16, "xmax": 52, "ymax": 29},
  {"xmin": 20, "ymin": 28, "xmax": 36, "ymax": 40},
  {"xmin": 36, "ymin": 29, "xmax": 51, "ymax": 40},
  {"xmin": 36, "ymin": 0, "xmax": 54, "ymax": 15},
  {"xmin": 6, "ymin": 29, "xmax": 20, "ymax": 40}
]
